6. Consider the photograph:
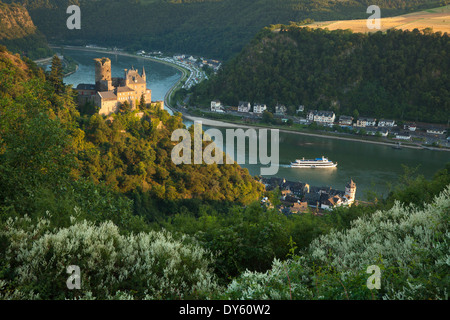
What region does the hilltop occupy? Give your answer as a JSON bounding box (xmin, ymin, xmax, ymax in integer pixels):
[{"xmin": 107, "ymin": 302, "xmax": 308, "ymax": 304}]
[{"xmin": 300, "ymin": 5, "xmax": 450, "ymax": 34}]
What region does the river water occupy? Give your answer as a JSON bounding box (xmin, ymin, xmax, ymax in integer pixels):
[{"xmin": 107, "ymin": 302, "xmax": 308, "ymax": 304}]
[{"xmin": 61, "ymin": 48, "xmax": 449, "ymax": 200}]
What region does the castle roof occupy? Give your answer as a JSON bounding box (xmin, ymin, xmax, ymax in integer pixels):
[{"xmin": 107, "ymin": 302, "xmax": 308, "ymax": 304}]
[
  {"xmin": 97, "ymin": 91, "xmax": 117, "ymax": 100},
  {"xmin": 76, "ymin": 83, "xmax": 96, "ymax": 90},
  {"xmin": 126, "ymin": 69, "xmax": 146, "ymax": 84},
  {"xmin": 116, "ymin": 86, "xmax": 135, "ymax": 93}
]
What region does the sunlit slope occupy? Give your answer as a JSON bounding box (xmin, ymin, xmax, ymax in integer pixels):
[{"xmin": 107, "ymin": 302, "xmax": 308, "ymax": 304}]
[{"xmin": 301, "ymin": 5, "xmax": 450, "ymax": 33}]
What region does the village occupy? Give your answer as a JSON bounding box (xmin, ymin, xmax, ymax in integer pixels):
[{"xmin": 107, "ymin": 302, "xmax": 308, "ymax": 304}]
[
  {"xmin": 137, "ymin": 50, "xmax": 219, "ymax": 90},
  {"xmin": 208, "ymin": 100, "xmax": 450, "ymax": 148},
  {"xmin": 261, "ymin": 177, "xmax": 358, "ymax": 215}
]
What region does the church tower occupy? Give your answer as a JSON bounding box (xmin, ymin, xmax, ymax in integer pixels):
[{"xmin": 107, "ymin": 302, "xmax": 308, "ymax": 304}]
[{"xmin": 345, "ymin": 179, "xmax": 356, "ymax": 205}]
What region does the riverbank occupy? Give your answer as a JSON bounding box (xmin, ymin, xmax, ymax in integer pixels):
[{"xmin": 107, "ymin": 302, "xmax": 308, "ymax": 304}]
[
  {"xmin": 33, "ymin": 54, "xmax": 78, "ymax": 76},
  {"xmin": 174, "ymin": 110, "xmax": 449, "ymax": 152}
]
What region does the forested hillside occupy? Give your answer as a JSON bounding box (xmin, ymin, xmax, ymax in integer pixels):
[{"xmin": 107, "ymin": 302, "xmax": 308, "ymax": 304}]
[
  {"xmin": 3, "ymin": 0, "xmax": 446, "ymax": 60},
  {"xmin": 190, "ymin": 27, "xmax": 450, "ymax": 123},
  {"xmin": 0, "ymin": 2, "xmax": 51, "ymax": 59}
]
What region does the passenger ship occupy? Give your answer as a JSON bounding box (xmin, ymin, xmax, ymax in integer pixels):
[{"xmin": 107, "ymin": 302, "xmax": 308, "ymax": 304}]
[{"xmin": 290, "ymin": 156, "xmax": 337, "ymax": 168}]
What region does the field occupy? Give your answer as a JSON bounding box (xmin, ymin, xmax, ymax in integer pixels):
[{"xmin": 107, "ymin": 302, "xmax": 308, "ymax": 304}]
[{"xmin": 301, "ymin": 5, "xmax": 450, "ymax": 34}]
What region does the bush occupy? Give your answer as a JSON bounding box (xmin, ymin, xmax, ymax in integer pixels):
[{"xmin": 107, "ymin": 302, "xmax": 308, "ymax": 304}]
[{"xmin": 0, "ymin": 216, "xmax": 220, "ymax": 299}]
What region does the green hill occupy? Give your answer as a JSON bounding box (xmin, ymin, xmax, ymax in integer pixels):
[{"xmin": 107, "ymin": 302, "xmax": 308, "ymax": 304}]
[
  {"xmin": 190, "ymin": 26, "xmax": 450, "ymax": 123},
  {"xmin": 0, "ymin": 2, "xmax": 52, "ymax": 59},
  {"xmin": 3, "ymin": 0, "xmax": 447, "ymax": 60}
]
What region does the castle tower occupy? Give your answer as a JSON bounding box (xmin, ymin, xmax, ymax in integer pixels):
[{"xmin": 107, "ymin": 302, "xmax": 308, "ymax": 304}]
[
  {"xmin": 345, "ymin": 179, "xmax": 356, "ymax": 204},
  {"xmin": 142, "ymin": 66, "xmax": 146, "ymax": 81},
  {"xmin": 94, "ymin": 58, "xmax": 113, "ymax": 92}
]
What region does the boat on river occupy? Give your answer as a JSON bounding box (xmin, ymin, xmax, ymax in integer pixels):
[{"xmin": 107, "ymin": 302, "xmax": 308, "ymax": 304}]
[{"xmin": 290, "ymin": 156, "xmax": 337, "ymax": 168}]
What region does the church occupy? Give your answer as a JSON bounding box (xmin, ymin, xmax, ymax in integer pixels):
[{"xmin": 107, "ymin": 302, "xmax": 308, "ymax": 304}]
[{"xmin": 75, "ymin": 57, "xmax": 152, "ymax": 115}]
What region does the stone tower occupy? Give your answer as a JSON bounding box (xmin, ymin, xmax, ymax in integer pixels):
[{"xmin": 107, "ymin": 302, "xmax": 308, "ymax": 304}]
[
  {"xmin": 94, "ymin": 58, "xmax": 113, "ymax": 92},
  {"xmin": 345, "ymin": 179, "xmax": 356, "ymax": 204}
]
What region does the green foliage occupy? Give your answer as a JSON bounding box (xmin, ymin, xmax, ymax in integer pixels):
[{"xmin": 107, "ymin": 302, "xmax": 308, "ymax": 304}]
[{"xmin": 191, "ymin": 27, "xmax": 450, "ymax": 123}]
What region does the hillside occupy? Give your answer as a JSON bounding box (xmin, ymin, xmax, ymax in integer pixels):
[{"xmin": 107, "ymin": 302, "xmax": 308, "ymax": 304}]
[
  {"xmin": 0, "ymin": 2, "xmax": 52, "ymax": 59},
  {"xmin": 190, "ymin": 24, "xmax": 450, "ymax": 124},
  {"xmin": 2, "ymin": 0, "xmax": 447, "ymax": 60},
  {"xmin": 302, "ymin": 4, "xmax": 450, "ymax": 33}
]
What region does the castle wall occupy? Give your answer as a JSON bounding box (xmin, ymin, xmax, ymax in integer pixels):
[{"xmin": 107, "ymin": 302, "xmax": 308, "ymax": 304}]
[{"xmin": 98, "ymin": 99, "xmax": 119, "ymax": 116}]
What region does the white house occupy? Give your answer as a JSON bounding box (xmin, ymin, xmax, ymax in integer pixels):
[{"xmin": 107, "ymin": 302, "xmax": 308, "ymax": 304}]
[
  {"xmin": 211, "ymin": 100, "xmax": 224, "ymax": 112},
  {"xmin": 253, "ymin": 103, "xmax": 267, "ymax": 114},
  {"xmin": 275, "ymin": 104, "xmax": 287, "ymax": 116},
  {"xmin": 307, "ymin": 110, "xmax": 335, "ymax": 123},
  {"xmin": 404, "ymin": 124, "xmax": 417, "ymax": 131},
  {"xmin": 238, "ymin": 101, "xmax": 251, "ymax": 113},
  {"xmin": 427, "ymin": 128, "xmax": 446, "ymax": 135},
  {"xmin": 356, "ymin": 117, "xmax": 377, "ymax": 127},
  {"xmin": 395, "ymin": 132, "xmax": 411, "ymax": 140},
  {"xmin": 378, "ymin": 119, "xmax": 396, "ymax": 127}
]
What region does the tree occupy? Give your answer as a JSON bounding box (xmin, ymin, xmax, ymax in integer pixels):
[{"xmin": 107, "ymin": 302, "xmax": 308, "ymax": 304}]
[
  {"xmin": 119, "ymin": 101, "xmax": 131, "ymax": 114},
  {"xmin": 139, "ymin": 94, "xmax": 146, "ymax": 110},
  {"xmin": 262, "ymin": 111, "xmax": 274, "ymax": 124},
  {"xmin": 48, "ymin": 55, "xmax": 64, "ymax": 94}
]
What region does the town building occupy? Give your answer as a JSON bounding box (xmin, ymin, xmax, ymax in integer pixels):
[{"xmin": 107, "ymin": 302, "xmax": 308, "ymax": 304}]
[
  {"xmin": 395, "ymin": 132, "xmax": 411, "ymax": 140},
  {"xmin": 356, "ymin": 117, "xmax": 377, "ymax": 127},
  {"xmin": 296, "ymin": 105, "xmax": 305, "ymax": 113},
  {"xmin": 427, "ymin": 128, "xmax": 446, "ymax": 135},
  {"xmin": 238, "ymin": 101, "xmax": 251, "ymax": 113},
  {"xmin": 211, "ymin": 100, "xmax": 224, "ymax": 112},
  {"xmin": 307, "ymin": 110, "xmax": 336, "ymax": 123},
  {"xmin": 75, "ymin": 57, "xmax": 152, "ymax": 116},
  {"xmin": 366, "ymin": 128, "xmax": 389, "ymax": 137},
  {"xmin": 253, "ymin": 103, "xmax": 267, "ymax": 114},
  {"xmin": 404, "ymin": 123, "xmax": 417, "ymax": 131},
  {"xmin": 378, "ymin": 119, "xmax": 396, "ymax": 127},
  {"xmin": 338, "ymin": 115, "xmax": 353, "ymax": 126},
  {"xmin": 275, "ymin": 104, "xmax": 287, "ymax": 116}
]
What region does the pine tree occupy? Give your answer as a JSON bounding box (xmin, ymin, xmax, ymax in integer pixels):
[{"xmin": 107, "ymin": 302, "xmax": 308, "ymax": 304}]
[
  {"xmin": 48, "ymin": 55, "xmax": 64, "ymax": 93},
  {"xmin": 139, "ymin": 94, "xmax": 146, "ymax": 110}
]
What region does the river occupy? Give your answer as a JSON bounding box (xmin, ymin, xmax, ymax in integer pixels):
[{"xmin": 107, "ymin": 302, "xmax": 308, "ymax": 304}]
[{"xmin": 59, "ymin": 48, "xmax": 449, "ymax": 200}]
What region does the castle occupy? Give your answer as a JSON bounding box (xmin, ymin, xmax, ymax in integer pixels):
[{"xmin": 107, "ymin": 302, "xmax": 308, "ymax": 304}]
[{"xmin": 76, "ymin": 57, "xmax": 153, "ymax": 115}]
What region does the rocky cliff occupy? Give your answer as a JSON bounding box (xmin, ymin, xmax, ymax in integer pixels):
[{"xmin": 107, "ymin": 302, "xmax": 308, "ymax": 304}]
[{"xmin": 0, "ymin": 2, "xmax": 51, "ymax": 59}]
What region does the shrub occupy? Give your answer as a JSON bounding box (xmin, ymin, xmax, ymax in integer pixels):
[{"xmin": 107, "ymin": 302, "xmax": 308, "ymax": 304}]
[{"xmin": 0, "ymin": 215, "xmax": 220, "ymax": 299}]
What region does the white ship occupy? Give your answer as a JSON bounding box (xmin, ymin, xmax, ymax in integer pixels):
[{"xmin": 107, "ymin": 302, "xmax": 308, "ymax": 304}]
[{"xmin": 290, "ymin": 156, "xmax": 337, "ymax": 168}]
